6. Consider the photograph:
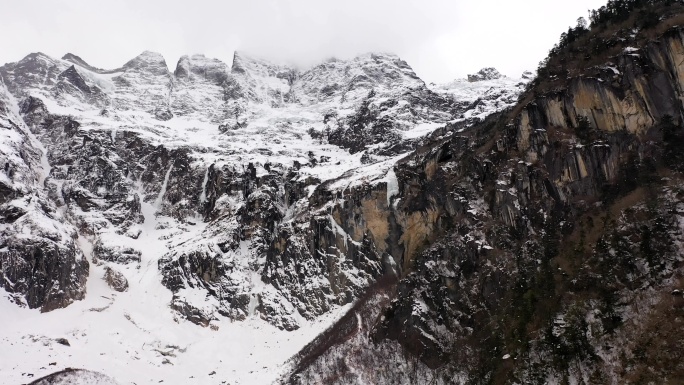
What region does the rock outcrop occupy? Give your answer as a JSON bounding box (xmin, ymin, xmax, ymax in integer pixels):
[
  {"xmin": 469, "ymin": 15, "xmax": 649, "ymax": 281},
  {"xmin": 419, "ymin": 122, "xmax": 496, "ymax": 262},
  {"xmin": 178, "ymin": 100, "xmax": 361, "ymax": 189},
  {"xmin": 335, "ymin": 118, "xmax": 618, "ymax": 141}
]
[{"xmin": 104, "ymin": 266, "xmax": 128, "ymax": 292}]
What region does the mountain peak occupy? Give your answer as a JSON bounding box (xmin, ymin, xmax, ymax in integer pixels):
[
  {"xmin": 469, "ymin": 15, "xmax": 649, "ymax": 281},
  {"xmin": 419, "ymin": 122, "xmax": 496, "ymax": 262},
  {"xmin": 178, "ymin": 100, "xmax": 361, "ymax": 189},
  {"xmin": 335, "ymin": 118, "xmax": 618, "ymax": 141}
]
[
  {"xmin": 467, "ymin": 67, "xmax": 503, "ymax": 82},
  {"xmin": 62, "ymin": 53, "xmax": 90, "ymax": 66},
  {"xmin": 139, "ymin": 50, "xmax": 165, "ymax": 60},
  {"xmin": 231, "ymin": 51, "xmax": 250, "ymax": 75},
  {"xmin": 122, "ymin": 51, "xmax": 169, "ymax": 75},
  {"xmin": 62, "ymin": 53, "xmax": 110, "ymax": 74},
  {"xmin": 18, "ymin": 52, "xmax": 57, "ymax": 65}
]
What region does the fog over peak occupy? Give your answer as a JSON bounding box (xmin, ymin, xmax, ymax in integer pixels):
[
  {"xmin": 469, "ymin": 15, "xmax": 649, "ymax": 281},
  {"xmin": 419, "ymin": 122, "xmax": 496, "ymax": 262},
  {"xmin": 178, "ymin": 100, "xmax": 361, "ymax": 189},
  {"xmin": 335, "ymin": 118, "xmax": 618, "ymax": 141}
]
[{"xmin": 1, "ymin": 0, "xmax": 607, "ymax": 83}]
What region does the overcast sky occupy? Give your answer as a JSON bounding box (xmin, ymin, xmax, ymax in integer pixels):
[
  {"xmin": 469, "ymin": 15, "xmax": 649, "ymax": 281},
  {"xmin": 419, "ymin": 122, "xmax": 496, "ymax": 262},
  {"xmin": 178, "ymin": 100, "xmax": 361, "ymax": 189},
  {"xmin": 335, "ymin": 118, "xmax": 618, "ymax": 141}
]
[{"xmin": 1, "ymin": 0, "xmax": 608, "ymax": 83}]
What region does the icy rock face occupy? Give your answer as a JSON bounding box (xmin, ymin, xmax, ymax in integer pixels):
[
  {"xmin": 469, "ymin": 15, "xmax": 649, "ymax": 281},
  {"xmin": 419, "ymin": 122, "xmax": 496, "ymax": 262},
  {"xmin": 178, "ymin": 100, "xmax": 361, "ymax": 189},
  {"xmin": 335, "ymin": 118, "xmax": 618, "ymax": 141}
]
[
  {"xmin": 0, "ymin": 49, "xmax": 523, "ymax": 328},
  {"xmin": 175, "ymin": 54, "xmax": 228, "ymax": 84},
  {"xmin": 0, "ymin": 83, "xmax": 88, "ymax": 312},
  {"xmin": 172, "ymin": 54, "xmax": 230, "ymax": 122},
  {"xmin": 228, "ymin": 52, "xmax": 297, "ymax": 106},
  {"xmin": 0, "ymin": 53, "xmax": 68, "ymax": 97},
  {"xmin": 157, "ymin": 160, "xmax": 386, "ymax": 330},
  {"xmin": 111, "ymin": 51, "xmax": 173, "ymax": 113}
]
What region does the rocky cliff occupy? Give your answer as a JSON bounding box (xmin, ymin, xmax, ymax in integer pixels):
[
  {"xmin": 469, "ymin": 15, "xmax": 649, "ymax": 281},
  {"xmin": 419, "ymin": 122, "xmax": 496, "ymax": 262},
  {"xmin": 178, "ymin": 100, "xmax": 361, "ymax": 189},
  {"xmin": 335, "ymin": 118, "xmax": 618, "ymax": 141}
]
[
  {"xmin": 284, "ymin": 15, "xmax": 684, "ymax": 385},
  {"xmin": 0, "ymin": 82, "xmax": 88, "ymax": 313}
]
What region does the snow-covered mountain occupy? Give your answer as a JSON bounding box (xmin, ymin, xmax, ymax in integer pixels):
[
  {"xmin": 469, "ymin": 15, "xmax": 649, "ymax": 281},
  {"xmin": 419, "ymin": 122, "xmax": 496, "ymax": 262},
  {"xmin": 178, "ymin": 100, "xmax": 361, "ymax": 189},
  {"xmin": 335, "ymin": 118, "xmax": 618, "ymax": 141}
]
[
  {"xmin": 6, "ymin": 5, "xmax": 682, "ymax": 383},
  {"xmin": 0, "ymin": 49, "xmax": 527, "ymax": 384}
]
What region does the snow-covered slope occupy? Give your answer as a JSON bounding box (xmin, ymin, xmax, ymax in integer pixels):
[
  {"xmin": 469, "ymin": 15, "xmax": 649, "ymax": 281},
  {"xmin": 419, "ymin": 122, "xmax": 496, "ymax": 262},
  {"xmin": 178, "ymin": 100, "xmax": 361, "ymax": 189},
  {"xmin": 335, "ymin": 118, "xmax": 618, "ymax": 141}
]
[
  {"xmin": 0, "ymin": 50, "xmax": 525, "ymax": 384},
  {"xmin": 430, "ymin": 68, "xmax": 531, "ymax": 123},
  {"xmin": 293, "ymin": 53, "xmax": 424, "ymax": 105}
]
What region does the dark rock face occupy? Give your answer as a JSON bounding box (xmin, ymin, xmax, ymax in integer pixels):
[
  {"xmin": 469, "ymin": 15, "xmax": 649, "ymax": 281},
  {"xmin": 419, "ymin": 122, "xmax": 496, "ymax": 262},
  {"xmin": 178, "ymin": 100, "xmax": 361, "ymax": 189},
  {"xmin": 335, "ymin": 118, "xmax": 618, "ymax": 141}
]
[
  {"xmin": 1, "ymin": 237, "xmax": 89, "ymax": 312},
  {"xmin": 57, "ymin": 65, "xmax": 91, "ymax": 94},
  {"xmin": 19, "ymin": 96, "xmax": 50, "ymax": 132},
  {"xmin": 156, "ymin": 160, "xmax": 388, "ymax": 330},
  {"xmin": 376, "ymin": 29, "xmax": 684, "ymax": 369},
  {"xmin": 169, "ymin": 292, "xmax": 218, "ymax": 327},
  {"xmin": 0, "ymin": 84, "xmax": 88, "ymax": 312}
]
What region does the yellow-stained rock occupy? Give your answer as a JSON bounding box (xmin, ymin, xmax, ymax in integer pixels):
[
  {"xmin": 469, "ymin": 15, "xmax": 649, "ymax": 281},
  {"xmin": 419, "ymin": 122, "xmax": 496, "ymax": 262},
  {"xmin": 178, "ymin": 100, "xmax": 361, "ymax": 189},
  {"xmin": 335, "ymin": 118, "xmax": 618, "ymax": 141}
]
[{"xmin": 398, "ymin": 208, "xmax": 440, "ymax": 271}]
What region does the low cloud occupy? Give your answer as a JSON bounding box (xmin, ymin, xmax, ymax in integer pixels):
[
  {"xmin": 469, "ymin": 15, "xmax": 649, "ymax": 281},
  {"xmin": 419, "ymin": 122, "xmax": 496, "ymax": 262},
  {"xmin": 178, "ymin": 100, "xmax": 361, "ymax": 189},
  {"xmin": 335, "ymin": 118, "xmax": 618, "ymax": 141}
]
[{"xmin": 0, "ymin": 0, "xmax": 607, "ymax": 82}]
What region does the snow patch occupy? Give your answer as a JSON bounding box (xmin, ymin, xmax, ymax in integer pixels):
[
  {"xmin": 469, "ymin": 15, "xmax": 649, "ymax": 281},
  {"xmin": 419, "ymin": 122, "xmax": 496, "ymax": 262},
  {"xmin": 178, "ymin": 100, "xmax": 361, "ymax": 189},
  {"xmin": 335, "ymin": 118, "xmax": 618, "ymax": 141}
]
[{"xmin": 154, "ymin": 164, "xmax": 173, "ymax": 210}]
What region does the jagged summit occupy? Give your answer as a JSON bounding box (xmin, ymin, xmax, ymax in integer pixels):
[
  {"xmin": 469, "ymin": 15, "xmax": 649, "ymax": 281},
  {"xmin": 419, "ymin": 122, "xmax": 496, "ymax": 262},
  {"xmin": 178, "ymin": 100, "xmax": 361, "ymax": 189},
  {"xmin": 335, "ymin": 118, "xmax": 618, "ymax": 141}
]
[
  {"xmin": 20, "ymin": 52, "xmax": 54, "ymax": 63},
  {"xmin": 174, "ymin": 54, "xmax": 229, "ymax": 85},
  {"xmin": 62, "ymin": 52, "xmax": 88, "ymax": 65},
  {"xmin": 224, "ymin": 51, "xmax": 296, "ymax": 104},
  {"xmin": 467, "ymin": 67, "xmax": 503, "ymax": 82}
]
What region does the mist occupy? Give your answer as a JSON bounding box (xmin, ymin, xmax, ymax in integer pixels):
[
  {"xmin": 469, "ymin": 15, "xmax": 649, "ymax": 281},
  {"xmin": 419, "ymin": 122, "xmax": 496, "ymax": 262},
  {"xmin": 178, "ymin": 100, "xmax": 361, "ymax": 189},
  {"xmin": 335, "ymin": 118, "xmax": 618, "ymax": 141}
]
[{"xmin": 1, "ymin": 0, "xmax": 608, "ymax": 83}]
